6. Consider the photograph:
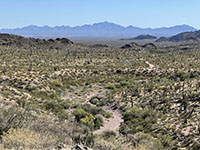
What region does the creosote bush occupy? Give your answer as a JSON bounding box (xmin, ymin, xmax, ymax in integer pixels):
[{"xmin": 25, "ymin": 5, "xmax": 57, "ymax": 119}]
[
  {"xmin": 2, "ymin": 128, "xmax": 57, "ymax": 150},
  {"xmin": 120, "ymin": 107, "xmax": 157, "ymax": 134},
  {"xmin": 0, "ymin": 106, "xmax": 27, "ymax": 136},
  {"xmin": 73, "ymin": 107, "xmax": 104, "ymax": 130}
]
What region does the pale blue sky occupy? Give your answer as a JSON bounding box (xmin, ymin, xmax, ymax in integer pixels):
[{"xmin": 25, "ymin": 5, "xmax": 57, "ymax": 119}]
[{"xmin": 0, "ymin": 0, "xmax": 199, "ymax": 28}]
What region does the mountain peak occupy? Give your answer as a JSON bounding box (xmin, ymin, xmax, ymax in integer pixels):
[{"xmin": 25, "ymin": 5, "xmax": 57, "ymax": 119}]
[
  {"xmin": 93, "ymin": 21, "xmax": 113, "ymax": 25},
  {"xmin": 92, "ymin": 21, "xmax": 122, "ymax": 27}
]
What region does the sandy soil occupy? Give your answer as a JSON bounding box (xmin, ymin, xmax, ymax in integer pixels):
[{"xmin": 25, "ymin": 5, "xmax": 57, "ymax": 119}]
[
  {"xmin": 93, "ymin": 106, "xmax": 123, "ymax": 134},
  {"xmin": 86, "ymin": 91, "xmax": 123, "ymax": 135}
]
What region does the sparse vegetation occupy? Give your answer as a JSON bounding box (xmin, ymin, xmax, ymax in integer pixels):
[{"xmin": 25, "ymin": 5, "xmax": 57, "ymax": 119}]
[{"xmin": 0, "ymin": 34, "xmax": 200, "ymax": 149}]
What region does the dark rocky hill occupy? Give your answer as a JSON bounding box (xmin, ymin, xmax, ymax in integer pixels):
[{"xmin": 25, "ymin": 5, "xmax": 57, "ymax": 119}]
[
  {"xmin": 155, "ymin": 30, "xmax": 200, "ymax": 42},
  {"xmin": 142, "ymin": 43, "xmax": 157, "ymax": 49},
  {"xmin": 121, "ymin": 42, "xmax": 144, "ymax": 51},
  {"xmin": 121, "ymin": 34, "xmax": 157, "ymax": 40},
  {"xmin": 0, "ymin": 33, "xmax": 73, "ymax": 49},
  {"xmin": 155, "ymin": 37, "xmax": 169, "ymax": 42},
  {"xmin": 121, "ymin": 42, "xmax": 157, "ymax": 51}
]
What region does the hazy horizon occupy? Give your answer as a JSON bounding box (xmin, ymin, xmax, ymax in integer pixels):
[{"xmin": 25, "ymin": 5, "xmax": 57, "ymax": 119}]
[
  {"xmin": 1, "ymin": 0, "xmax": 200, "ymax": 29},
  {"xmin": 0, "ymin": 21, "xmax": 198, "ymax": 30}
]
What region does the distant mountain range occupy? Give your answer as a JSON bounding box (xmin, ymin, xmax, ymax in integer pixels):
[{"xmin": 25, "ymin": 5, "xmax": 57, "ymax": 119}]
[{"xmin": 0, "ymin": 21, "xmax": 197, "ymax": 38}]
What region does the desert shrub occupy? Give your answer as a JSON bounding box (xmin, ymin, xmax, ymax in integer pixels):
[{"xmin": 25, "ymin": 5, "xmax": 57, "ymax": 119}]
[
  {"xmin": 114, "ymin": 83, "xmax": 121, "ymax": 88},
  {"xmin": 56, "ymin": 109, "xmax": 68, "ymax": 121},
  {"xmin": 73, "ymin": 108, "xmax": 89, "ymax": 122},
  {"xmin": 102, "ymin": 131, "xmax": 117, "ymax": 139},
  {"xmin": 73, "ymin": 107, "xmax": 104, "ymax": 130},
  {"xmin": 27, "ymin": 115, "xmax": 73, "ymax": 146},
  {"xmin": 50, "ymin": 80, "xmax": 63, "ymax": 92},
  {"xmin": 90, "ymin": 98, "xmax": 99, "ymax": 105},
  {"xmin": 155, "ymin": 134, "xmax": 174, "ymax": 148},
  {"xmin": 170, "ymin": 71, "xmax": 190, "ymax": 81},
  {"xmin": 90, "ymin": 97, "xmax": 108, "ymax": 107},
  {"xmin": 81, "ymin": 105, "xmax": 105, "ymax": 129},
  {"xmin": 132, "ymin": 132, "xmax": 164, "ymax": 150},
  {"xmin": 62, "ymin": 77, "xmax": 78, "ymax": 88},
  {"xmin": 93, "ymin": 137, "xmax": 120, "ymax": 150},
  {"xmin": 120, "ymin": 80, "xmax": 130, "ymax": 87},
  {"xmin": 102, "ymin": 111, "xmax": 113, "ymax": 118},
  {"xmin": 119, "ymin": 123, "xmax": 130, "ymax": 135},
  {"xmin": 32, "ymin": 90, "xmax": 49, "ymax": 99},
  {"xmin": 133, "ymin": 145, "xmax": 148, "ymax": 150},
  {"xmin": 82, "ymin": 104, "xmax": 103, "ymax": 115},
  {"xmin": 189, "ymin": 71, "xmax": 199, "ymax": 78},
  {"xmin": 60, "ymin": 100, "xmax": 72, "ymax": 109},
  {"xmin": 16, "ymin": 99, "xmax": 26, "ymax": 108},
  {"xmin": 24, "ymin": 85, "xmax": 37, "ymax": 92},
  {"xmin": 120, "ymin": 107, "xmax": 157, "ymax": 134},
  {"xmin": 93, "ymin": 136, "xmax": 134, "ymax": 150},
  {"xmin": 94, "ymin": 116, "xmax": 103, "ymax": 130},
  {"xmin": 71, "ymin": 124, "xmax": 96, "ymax": 147},
  {"xmin": 82, "ymin": 133, "xmax": 96, "ymax": 147},
  {"xmin": 43, "ymin": 99, "xmax": 69, "ymax": 120},
  {"xmin": 32, "ymin": 90, "xmax": 60, "ymax": 100},
  {"xmin": 119, "ymin": 107, "xmax": 174, "ymax": 149},
  {"xmin": 80, "ymin": 114, "xmax": 95, "ymax": 129},
  {"xmin": 72, "ymin": 132, "xmax": 96, "ymax": 147},
  {"xmin": 1, "ymin": 128, "xmax": 57, "ymax": 150},
  {"xmin": 50, "ymin": 79, "xmax": 62, "ymax": 88},
  {"xmin": 191, "ymin": 142, "xmax": 200, "ymax": 150},
  {"xmin": 0, "ymin": 106, "xmax": 26, "ymax": 136},
  {"xmin": 49, "ymin": 93, "xmax": 61, "ymax": 100},
  {"xmin": 43, "ymin": 100, "xmax": 57, "ymax": 111},
  {"xmin": 105, "ymin": 83, "xmax": 116, "ymax": 90},
  {"xmin": 43, "ymin": 100, "xmax": 63, "ymax": 113}
]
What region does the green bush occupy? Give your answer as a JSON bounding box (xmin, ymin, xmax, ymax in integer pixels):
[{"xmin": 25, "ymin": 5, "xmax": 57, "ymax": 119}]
[
  {"xmin": 43, "ymin": 100, "xmax": 69, "ymax": 120},
  {"xmin": 32, "ymin": 90, "xmax": 49, "ymax": 99},
  {"xmin": 43, "ymin": 100, "xmax": 61, "ymax": 112},
  {"xmin": 105, "ymin": 83, "xmax": 116, "ymax": 90},
  {"xmin": 156, "ymin": 134, "xmax": 173, "ymax": 148},
  {"xmin": 90, "ymin": 98, "xmax": 108, "ymax": 107},
  {"xmin": 73, "ymin": 107, "xmax": 104, "ymax": 130},
  {"xmin": 94, "ymin": 116, "xmax": 103, "ymax": 130},
  {"xmin": 80, "ymin": 114, "xmax": 95, "ymax": 128},
  {"xmin": 73, "ymin": 108, "xmax": 89, "ymax": 122},
  {"xmin": 32, "ymin": 89, "xmax": 60, "ymax": 101},
  {"xmin": 171, "ymin": 71, "xmax": 190, "ymax": 81},
  {"xmin": 89, "ymin": 98, "xmax": 99, "ymax": 105},
  {"xmin": 82, "ymin": 104, "xmax": 103, "ymax": 115},
  {"xmin": 60, "ymin": 100, "xmax": 72, "ymax": 109},
  {"xmin": 50, "ymin": 79, "xmax": 62, "ymax": 87},
  {"xmin": 120, "ymin": 107, "xmax": 157, "ymax": 134},
  {"xmin": 132, "ymin": 132, "xmax": 164, "ymax": 150},
  {"xmin": 102, "ymin": 111, "xmax": 113, "ymax": 118},
  {"xmin": 120, "ymin": 80, "xmax": 130, "ymax": 87},
  {"xmin": 49, "ymin": 80, "xmax": 63, "ymax": 92},
  {"xmin": 102, "ymin": 131, "xmax": 117, "ymax": 139},
  {"xmin": 56, "ymin": 109, "xmax": 68, "ymax": 120}
]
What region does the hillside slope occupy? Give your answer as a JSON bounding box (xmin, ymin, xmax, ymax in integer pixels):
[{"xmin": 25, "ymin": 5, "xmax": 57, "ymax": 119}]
[{"xmin": 156, "ymin": 30, "xmax": 200, "ymax": 42}]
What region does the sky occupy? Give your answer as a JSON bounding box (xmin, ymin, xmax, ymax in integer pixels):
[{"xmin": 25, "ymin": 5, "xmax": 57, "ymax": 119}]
[{"xmin": 0, "ymin": 0, "xmax": 200, "ymax": 29}]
